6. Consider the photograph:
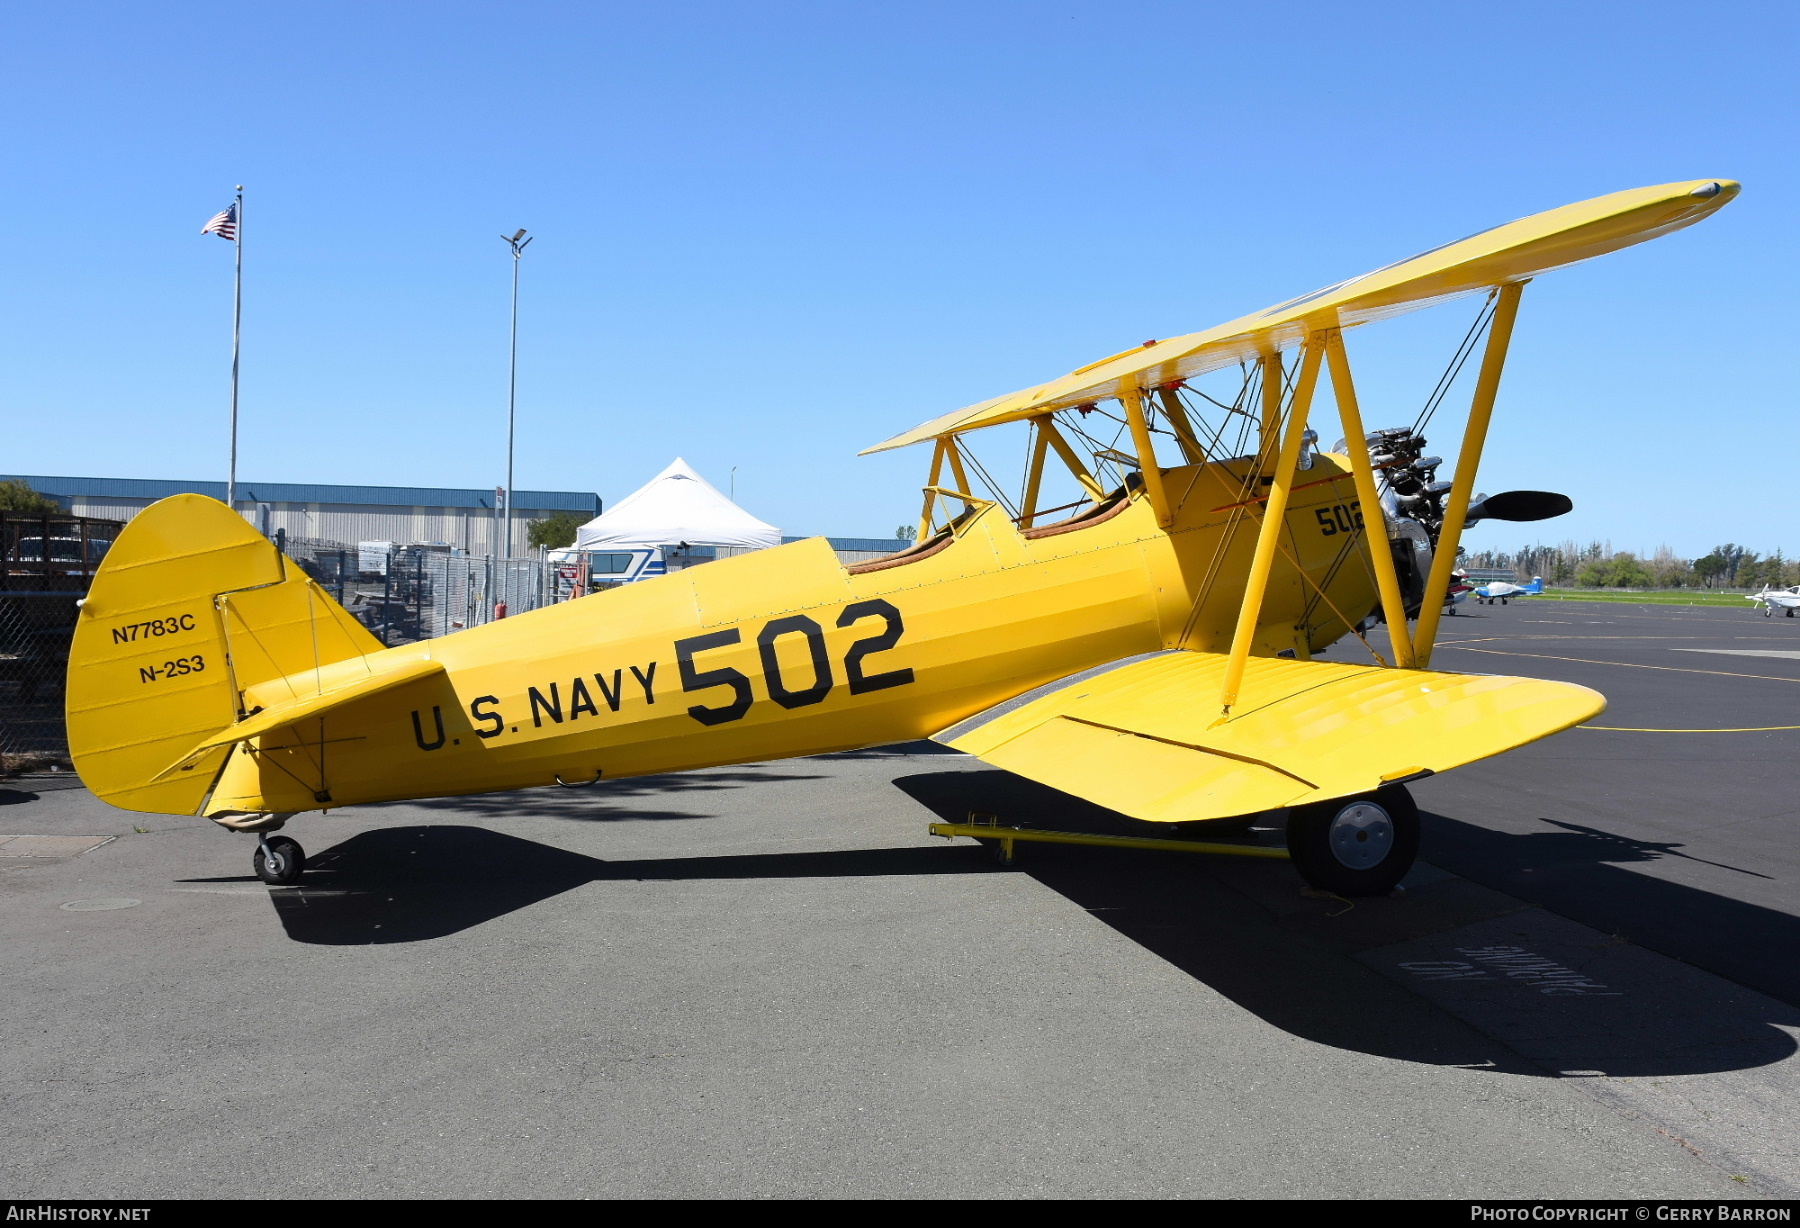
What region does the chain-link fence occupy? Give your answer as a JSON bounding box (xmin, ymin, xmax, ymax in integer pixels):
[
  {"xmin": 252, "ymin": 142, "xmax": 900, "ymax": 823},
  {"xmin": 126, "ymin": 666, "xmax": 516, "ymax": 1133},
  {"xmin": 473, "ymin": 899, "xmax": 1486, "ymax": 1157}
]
[
  {"xmin": 0, "ymin": 522, "xmax": 555, "ymax": 772},
  {"xmin": 415, "ymin": 554, "xmax": 551, "ymax": 639},
  {"xmin": 275, "ymin": 534, "xmax": 551, "ymax": 645},
  {"xmin": 1, "ymin": 512, "xmax": 124, "ymax": 771},
  {"xmin": 0, "ymin": 593, "xmax": 80, "ymax": 771}
]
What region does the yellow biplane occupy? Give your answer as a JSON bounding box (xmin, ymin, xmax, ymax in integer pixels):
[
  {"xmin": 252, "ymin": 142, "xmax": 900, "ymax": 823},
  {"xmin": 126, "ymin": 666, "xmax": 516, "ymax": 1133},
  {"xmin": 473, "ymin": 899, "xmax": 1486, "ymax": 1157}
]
[{"xmin": 67, "ymin": 179, "xmax": 1737, "ymax": 895}]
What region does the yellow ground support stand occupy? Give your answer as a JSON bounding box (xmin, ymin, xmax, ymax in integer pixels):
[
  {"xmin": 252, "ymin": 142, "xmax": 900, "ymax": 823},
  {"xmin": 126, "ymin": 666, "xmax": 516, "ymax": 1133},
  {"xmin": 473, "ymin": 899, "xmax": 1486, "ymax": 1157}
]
[{"xmin": 929, "ymin": 811, "xmax": 1291, "ymax": 865}]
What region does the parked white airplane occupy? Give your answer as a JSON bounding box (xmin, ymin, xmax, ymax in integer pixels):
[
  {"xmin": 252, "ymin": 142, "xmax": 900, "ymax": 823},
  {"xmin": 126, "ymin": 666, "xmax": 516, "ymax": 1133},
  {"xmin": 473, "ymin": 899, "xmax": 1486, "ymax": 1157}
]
[
  {"xmin": 1748, "ymin": 585, "xmax": 1800, "ymax": 617},
  {"xmin": 1474, "ymin": 576, "xmax": 1544, "ymax": 604}
]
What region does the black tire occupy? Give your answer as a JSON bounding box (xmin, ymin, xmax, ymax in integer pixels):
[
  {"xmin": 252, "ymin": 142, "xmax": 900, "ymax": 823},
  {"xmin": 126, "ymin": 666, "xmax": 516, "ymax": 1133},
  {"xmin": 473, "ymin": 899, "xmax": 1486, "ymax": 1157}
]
[
  {"xmin": 1787, "ymin": 608, "xmax": 1794, "ymax": 618},
  {"xmin": 1286, "ymin": 786, "xmax": 1419, "ymax": 896},
  {"xmin": 1765, "ymin": 607, "xmax": 1773, "ymax": 618},
  {"xmin": 254, "ymin": 836, "xmax": 305, "ymax": 886}
]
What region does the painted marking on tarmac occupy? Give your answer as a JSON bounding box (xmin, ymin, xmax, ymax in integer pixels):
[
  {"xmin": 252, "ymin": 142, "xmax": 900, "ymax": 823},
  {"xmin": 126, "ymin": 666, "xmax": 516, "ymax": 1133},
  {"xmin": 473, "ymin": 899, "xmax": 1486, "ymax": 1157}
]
[
  {"xmin": 1433, "ymin": 643, "xmax": 1800, "ymax": 683},
  {"xmin": 1443, "ymin": 635, "xmax": 1795, "ymax": 642},
  {"xmin": 1398, "ymin": 947, "xmax": 1620, "ymax": 994},
  {"xmin": 1583, "ymin": 610, "xmax": 1800, "ymax": 626},
  {"xmin": 0, "ymin": 835, "xmax": 116, "ymax": 858},
  {"xmin": 1582, "ymin": 725, "xmax": 1800, "ymax": 733},
  {"xmin": 1363, "ymin": 908, "xmax": 1800, "ymax": 1194},
  {"xmin": 1673, "ymin": 648, "xmax": 1800, "ymax": 660},
  {"xmin": 59, "ymin": 898, "xmax": 140, "ymax": 911}
]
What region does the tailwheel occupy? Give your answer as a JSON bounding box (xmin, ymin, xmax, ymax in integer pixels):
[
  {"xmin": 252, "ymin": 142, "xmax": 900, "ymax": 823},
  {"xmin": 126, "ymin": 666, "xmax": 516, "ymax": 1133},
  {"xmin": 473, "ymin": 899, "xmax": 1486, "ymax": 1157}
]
[
  {"xmin": 254, "ymin": 835, "xmax": 306, "ymax": 886},
  {"xmin": 1286, "ymin": 786, "xmax": 1419, "ymax": 896}
]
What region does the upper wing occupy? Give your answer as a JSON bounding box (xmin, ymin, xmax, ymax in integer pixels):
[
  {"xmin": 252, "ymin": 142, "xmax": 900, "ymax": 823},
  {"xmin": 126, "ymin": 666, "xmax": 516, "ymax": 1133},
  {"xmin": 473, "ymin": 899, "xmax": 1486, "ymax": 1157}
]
[
  {"xmin": 933, "ymin": 651, "xmax": 1602, "ymax": 823},
  {"xmin": 863, "ymin": 179, "xmax": 1737, "ymax": 454}
]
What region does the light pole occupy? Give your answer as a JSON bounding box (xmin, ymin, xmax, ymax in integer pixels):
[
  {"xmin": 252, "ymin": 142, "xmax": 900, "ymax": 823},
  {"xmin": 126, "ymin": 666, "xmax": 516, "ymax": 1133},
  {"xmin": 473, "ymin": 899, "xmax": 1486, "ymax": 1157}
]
[{"xmin": 501, "ymin": 228, "xmax": 531, "ymax": 558}]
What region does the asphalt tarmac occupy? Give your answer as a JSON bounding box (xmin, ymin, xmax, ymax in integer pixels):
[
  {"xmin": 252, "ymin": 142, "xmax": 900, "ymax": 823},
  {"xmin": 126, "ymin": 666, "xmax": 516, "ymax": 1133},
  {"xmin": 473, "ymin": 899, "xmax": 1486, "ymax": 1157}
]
[
  {"xmin": 2, "ymin": 598, "xmax": 1795, "ymax": 1199},
  {"xmin": 1384, "ymin": 598, "xmax": 1800, "ymax": 1006}
]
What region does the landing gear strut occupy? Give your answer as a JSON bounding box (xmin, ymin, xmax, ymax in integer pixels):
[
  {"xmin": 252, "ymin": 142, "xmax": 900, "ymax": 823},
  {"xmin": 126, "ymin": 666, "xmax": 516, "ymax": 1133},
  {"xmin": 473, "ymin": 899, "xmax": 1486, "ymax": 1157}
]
[{"xmin": 254, "ymin": 834, "xmax": 306, "ymax": 885}]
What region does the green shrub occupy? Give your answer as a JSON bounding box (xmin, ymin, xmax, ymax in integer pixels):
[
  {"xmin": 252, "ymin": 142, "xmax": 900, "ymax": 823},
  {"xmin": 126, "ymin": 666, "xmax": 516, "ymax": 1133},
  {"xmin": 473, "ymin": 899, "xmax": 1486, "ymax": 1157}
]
[{"xmin": 527, "ymin": 509, "xmax": 588, "ymax": 550}]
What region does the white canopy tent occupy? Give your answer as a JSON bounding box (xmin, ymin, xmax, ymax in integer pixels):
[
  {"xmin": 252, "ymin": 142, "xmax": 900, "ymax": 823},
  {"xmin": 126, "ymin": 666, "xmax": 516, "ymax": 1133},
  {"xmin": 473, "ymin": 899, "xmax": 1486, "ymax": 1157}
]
[{"xmin": 573, "ymin": 457, "xmax": 780, "ymax": 553}]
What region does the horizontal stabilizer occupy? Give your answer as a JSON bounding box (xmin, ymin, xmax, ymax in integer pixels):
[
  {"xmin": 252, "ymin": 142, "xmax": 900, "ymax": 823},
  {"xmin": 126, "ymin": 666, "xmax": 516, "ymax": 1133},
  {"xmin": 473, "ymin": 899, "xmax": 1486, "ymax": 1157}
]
[
  {"xmin": 934, "ymin": 652, "xmax": 1602, "ymax": 823},
  {"xmin": 154, "ymin": 657, "xmax": 446, "ymax": 782}
]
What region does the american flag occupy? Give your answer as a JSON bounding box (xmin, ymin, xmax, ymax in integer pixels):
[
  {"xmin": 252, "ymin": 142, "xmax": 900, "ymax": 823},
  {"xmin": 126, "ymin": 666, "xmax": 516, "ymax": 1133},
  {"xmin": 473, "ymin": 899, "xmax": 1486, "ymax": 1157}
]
[{"xmin": 200, "ymin": 202, "xmax": 238, "ymax": 241}]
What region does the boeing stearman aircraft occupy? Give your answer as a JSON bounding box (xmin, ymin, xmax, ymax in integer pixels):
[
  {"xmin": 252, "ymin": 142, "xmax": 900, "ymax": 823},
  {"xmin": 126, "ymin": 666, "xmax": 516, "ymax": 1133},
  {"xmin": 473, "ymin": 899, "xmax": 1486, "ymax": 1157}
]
[{"xmin": 66, "ymin": 179, "xmax": 1738, "ymax": 899}]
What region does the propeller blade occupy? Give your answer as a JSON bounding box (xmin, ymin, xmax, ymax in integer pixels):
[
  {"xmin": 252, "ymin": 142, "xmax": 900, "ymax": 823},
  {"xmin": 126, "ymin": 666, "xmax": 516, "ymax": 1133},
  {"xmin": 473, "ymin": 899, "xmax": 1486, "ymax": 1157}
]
[{"xmin": 1466, "ymin": 490, "xmax": 1573, "ymax": 523}]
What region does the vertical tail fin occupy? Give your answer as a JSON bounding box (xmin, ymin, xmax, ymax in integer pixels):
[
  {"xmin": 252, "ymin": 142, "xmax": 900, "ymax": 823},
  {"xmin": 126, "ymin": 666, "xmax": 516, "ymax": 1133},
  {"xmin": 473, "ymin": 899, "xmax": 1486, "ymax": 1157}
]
[
  {"xmin": 1524, "ymin": 576, "xmax": 1544, "ymax": 594},
  {"xmin": 66, "ymin": 495, "xmax": 382, "ymax": 815}
]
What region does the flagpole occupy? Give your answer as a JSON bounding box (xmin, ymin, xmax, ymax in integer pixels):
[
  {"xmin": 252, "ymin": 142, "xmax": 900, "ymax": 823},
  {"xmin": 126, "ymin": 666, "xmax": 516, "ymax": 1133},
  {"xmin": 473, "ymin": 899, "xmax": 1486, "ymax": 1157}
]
[
  {"xmin": 228, "ymin": 185, "xmax": 243, "ymax": 511},
  {"xmin": 501, "ymin": 229, "xmax": 531, "ymax": 559}
]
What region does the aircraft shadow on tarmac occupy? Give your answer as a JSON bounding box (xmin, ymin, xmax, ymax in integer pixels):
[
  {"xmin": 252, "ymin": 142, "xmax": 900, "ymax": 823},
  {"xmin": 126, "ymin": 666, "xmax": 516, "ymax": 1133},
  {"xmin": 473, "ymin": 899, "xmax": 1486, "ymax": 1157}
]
[
  {"xmin": 889, "ymin": 769, "xmax": 1800, "ymax": 1080},
  {"xmin": 1421, "ymin": 812, "xmax": 1800, "ymax": 1010},
  {"xmin": 256, "ymin": 764, "xmax": 1800, "ymax": 1081},
  {"xmin": 263, "ymin": 824, "xmax": 995, "ymax": 947}
]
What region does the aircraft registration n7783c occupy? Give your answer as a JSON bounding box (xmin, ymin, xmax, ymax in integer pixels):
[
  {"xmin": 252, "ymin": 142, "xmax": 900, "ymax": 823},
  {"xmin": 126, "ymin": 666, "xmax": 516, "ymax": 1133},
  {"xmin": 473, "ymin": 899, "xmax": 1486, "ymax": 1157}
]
[{"xmin": 67, "ymin": 179, "xmax": 1738, "ymax": 896}]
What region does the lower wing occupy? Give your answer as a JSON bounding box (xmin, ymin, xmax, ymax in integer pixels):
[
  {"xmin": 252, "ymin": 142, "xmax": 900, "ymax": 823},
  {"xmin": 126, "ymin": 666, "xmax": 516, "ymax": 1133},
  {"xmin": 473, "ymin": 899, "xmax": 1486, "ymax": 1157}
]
[{"xmin": 933, "ymin": 651, "xmax": 1602, "ymax": 823}]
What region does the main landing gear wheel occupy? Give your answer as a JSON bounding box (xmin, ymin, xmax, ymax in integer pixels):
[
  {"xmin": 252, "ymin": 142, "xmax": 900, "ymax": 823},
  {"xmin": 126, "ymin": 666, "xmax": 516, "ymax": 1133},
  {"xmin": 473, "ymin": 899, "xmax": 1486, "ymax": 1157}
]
[
  {"xmin": 1286, "ymin": 786, "xmax": 1419, "ymax": 896},
  {"xmin": 254, "ymin": 835, "xmax": 305, "ymax": 886}
]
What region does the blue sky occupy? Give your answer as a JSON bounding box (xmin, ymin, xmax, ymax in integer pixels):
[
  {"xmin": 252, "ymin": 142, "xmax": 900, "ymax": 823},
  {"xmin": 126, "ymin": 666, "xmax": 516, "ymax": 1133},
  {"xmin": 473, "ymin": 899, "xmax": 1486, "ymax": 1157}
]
[{"xmin": 1, "ymin": 1, "xmax": 1792, "ymax": 553}]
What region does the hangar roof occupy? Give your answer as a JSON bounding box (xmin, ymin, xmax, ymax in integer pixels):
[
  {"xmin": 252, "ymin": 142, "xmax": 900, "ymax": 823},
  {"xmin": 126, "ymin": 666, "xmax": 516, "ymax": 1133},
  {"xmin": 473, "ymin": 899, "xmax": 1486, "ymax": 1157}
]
[{"xmin": 4, "ymin": 474, "xmax": 600, "ymax": 514}]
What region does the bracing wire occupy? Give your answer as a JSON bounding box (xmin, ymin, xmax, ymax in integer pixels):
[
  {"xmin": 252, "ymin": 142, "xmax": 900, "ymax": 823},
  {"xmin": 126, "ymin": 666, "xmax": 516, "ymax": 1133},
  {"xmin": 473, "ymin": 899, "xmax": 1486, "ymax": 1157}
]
[
  {"xmin": 1172, "ymin": 358, "xmax": 1263, "ymax": 474},
  {"xmin": 1062, "ymin": 414, "xmax": 1131, "ymax": 490},
  {"xmin": 1411, "ymin": 293, "xmax": 1498, "ymax": 438},
  {"xmin": 956, "ymin": 437, "xmax": 1019, "ymax": 520},
  {"xmin": 1177, "ymin": 386, "xmax": 1235, "ymax": 462},
  {"xmin": 1176, "ymin": 365, "xmax": 1293, "ymax": 648}
]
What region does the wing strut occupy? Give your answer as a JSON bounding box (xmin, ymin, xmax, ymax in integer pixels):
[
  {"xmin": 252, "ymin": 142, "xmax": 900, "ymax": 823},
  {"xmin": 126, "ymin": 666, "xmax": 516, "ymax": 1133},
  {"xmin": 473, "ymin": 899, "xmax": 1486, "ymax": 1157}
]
[
  {"xmin": 1155, "ymin": 386, "xmax": 1207, "ymax": 464},
  {"xmin": 1325, "ymin": 329, "xmax": 1416, "ymax": 666},
  {"xmin": 1018, "ymin": 418, "xmax": 1053, "ymax": 527},
  {"xmin": 1220, "ymin": 334, "xmax": 1326, "ymax": 714},
  {"xmin": 1258, "ymin": 351, "xmax": 1283, "ymax": 467},
  {"xmin": 1038, "ymin": 416, "xmax": 1107, "ymax": 501},
  {"xmin": 1121, "ymin": 383, "xmax": 1172, "ymax": 528},
  {"xmin": 1411, "ymin": 281, "xmax": 1526, "ymax": 666}
]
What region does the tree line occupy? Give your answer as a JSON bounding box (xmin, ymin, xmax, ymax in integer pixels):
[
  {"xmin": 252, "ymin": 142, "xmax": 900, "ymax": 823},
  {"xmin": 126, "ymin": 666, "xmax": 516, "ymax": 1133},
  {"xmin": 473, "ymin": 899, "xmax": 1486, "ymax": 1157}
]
[{"xmin": 1463, "ymin": 541, "xmax": 1795, "ymax": 590}]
